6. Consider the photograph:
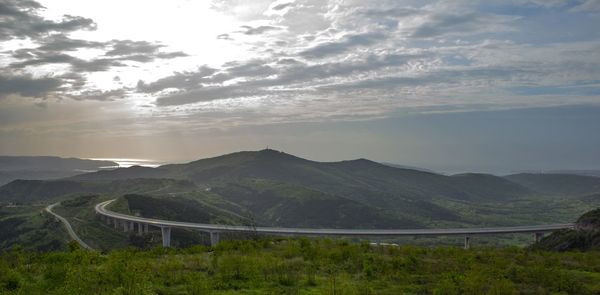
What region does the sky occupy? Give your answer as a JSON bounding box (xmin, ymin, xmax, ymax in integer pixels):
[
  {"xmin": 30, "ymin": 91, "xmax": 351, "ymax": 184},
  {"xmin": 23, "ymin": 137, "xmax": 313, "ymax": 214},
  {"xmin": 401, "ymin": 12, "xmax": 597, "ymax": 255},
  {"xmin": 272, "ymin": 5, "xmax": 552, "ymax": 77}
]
[{"xmin": 0, "ymin": 0, "xmax": 599, "ymax": 174}]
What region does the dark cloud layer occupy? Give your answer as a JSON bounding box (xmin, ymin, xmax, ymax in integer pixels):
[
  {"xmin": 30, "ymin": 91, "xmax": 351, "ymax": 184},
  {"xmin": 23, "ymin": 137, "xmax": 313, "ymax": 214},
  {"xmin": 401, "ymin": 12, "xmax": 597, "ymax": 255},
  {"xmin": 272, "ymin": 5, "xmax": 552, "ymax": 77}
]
[
  {"xmin": 0, "ymin": 0, "xmax": 95, "ymax": 41},
  {"xmin": 0, "ymin": 0, "xmax": 189, "ymax": 101},
  {"xmin": 0, "ymin": 74, "xmax": 62, "ymax": 99}
]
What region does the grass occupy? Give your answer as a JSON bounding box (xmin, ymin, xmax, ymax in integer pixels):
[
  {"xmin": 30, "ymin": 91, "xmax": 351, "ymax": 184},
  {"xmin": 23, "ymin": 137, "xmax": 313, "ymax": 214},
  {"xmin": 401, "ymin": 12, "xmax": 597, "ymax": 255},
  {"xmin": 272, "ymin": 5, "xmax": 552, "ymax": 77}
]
[{"xmin": 1, "ymin": 238, "xmax": 600, "ymax": 294}]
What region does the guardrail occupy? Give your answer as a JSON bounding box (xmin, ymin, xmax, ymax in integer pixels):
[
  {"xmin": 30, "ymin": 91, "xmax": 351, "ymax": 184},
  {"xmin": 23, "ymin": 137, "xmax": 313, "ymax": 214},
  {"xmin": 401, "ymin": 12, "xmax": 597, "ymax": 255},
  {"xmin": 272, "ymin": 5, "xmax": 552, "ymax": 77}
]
[{"xmin": 95, "ymin": 199, "xmax": 574, "ymax": 248}]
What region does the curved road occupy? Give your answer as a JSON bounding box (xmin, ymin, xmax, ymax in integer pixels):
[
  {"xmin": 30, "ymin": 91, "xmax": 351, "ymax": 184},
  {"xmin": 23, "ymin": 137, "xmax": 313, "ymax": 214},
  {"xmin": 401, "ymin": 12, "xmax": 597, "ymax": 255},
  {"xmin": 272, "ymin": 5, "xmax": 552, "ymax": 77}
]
[
  {"xmin": 46, "ymin": 203, "xmax": 93, "ymax": 250},
  {"xmin": 96, "ymin": 199, "xmax": 574, "ymax": 237}
]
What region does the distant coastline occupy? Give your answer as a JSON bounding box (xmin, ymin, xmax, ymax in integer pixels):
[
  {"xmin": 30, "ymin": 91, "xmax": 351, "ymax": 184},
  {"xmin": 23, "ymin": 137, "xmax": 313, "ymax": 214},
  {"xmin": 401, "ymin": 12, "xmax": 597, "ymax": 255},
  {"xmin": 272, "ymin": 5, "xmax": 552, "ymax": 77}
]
[{"xmin": 89, "ymin": 158, "xmax": 164, "ymax": 168}]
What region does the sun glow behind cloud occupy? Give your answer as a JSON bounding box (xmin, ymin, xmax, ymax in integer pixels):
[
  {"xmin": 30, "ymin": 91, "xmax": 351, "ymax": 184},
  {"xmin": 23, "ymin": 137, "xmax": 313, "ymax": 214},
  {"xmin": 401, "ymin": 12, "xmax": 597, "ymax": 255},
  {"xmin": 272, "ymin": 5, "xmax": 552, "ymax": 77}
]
[{"xmin": 35, "ymin": 0, "xmax": 252, "ymax": 97}]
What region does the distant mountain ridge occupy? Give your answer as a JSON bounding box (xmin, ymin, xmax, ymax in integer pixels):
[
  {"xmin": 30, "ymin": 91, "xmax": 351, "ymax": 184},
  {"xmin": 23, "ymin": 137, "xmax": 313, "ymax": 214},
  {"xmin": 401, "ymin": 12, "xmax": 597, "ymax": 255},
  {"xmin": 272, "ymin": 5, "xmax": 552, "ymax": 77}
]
[
  {"xmin": 2, "ymin": 149, "xmax": 600, "ymax": 229},
  {"xmin": 0, "ymin": 156, "xmax": 117, "ymax": 186}
]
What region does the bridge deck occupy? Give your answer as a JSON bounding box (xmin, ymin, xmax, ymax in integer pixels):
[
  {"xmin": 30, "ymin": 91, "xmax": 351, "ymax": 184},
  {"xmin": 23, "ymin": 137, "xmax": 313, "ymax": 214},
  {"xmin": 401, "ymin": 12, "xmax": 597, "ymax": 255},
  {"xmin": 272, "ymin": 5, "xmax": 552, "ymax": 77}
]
[{"xmin": 95, "ymin": 199, "xmax": 574, "ymax": 237}]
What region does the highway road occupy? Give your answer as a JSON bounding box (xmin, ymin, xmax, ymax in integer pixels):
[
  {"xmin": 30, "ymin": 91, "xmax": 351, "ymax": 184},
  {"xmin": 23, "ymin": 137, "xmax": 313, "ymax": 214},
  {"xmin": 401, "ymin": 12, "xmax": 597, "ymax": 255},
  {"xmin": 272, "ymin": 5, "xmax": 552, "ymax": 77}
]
[
  {"xmin": 46, "ymin": 203, "xmax": 93, "ymax": 250},
  {"xmin": 96, "ymin": 199, "xmax": 574, "ymax": 237}
]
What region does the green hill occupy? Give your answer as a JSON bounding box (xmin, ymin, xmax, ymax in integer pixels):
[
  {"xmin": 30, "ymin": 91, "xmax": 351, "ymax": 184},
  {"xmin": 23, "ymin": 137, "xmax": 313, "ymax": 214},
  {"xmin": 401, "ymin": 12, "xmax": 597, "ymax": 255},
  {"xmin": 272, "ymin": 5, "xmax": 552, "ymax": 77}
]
[
  {"xmin": 69, "ymin": 149, "xmax": 537, "ymax": 215},
  {"xmin": 534, "ymin": 208, "xmax": 600, "ymax": 251},
  {"xmin": 2, "ymin": 149, "xmax": 600, "ymax": 237},
  {"xmin": 505, "ymin": 173, "xmax": 600, "ymax": 196},
  {"xmin": 0, "ymin": 178, "xmax": 195, "ymax": 204}
]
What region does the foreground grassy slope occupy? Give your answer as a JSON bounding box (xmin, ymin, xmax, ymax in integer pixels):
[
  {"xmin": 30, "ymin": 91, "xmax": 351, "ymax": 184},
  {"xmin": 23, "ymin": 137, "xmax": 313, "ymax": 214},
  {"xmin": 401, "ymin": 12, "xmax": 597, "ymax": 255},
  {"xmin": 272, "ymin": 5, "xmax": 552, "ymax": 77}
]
[{"xmin": 1, "ymin": 238, "xmax": 600, "ymax": 294}]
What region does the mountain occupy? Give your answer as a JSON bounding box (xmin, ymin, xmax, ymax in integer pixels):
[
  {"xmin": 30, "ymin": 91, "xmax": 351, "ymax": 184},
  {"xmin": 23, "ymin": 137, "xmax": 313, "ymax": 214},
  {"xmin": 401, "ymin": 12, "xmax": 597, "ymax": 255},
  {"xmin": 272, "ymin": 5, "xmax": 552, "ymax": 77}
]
[
  {"xmin": 40, "ymin": 149, "xmax": 541, "ymax": 226},
  {"xmin": 505, "ymin": 173, "xmax": 600, "ymax": 196},
  {"xmin": 69, "ymin": 165, "xmax": 169, "ymax": 181},
  {"xmin": 76, "ymin": 149, "xmax": 532, "ymax": 202},
  {"xmin": 207, "ymin": 179, "xmax": 418, "ymax": 228},
  {"xmin": 518, "ymin": 170, "xmax": 600, "ymax": 178},
  {"xmin": 381, "ymin": 163, "xmax": 439, "ymax": 174},
  {"xmin": 3, "ymin": 149, "xmax": 600, "ymax": 230},
  {"xmin": 450, "ymin": 173, "xmax": 533, "ymax": 200},
  {"xmin": 0, "ymin": 178, "xmax": 195, "ymax": 204},
  {"xmin": 0, "ymin": 156, "xmax": 117, "ymax": 186}
]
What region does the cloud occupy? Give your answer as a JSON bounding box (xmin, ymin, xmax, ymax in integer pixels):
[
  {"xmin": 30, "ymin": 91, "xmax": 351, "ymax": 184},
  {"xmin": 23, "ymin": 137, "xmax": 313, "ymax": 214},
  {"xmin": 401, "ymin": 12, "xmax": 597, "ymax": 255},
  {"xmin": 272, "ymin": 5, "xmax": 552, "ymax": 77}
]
[
  {"xmin": 570, "ymin": 0, "xmax": 600, "ymax": 13},
  {"xmin": 271, "ymin": 2, "xmax": 294, "ymax": 11},
  {"xmin": 0, "ymin": 0, "xmax": 96, "ymax": 41},
  {"xmin": 299, "ymin": 32, "xmax": 387, "ymax": 59},
  {"xmin": 137, "ymin": 66, "xmax": 218, "ymax": 93},
  {"xmin": 68, "ymin": 89, "xmax": 127, "ymax": 101},
  {"xmin": 409, "ymin": 12, "xmax": 517, "ymax": 38},
  {"xmin": 155, "ymin": 84, "xmax": 260, "ymax": 106},
  {"xmin": 36, "ymin": 34, "xmax": 105, "ymax": 51},
  {"xmin": 147, "ymin": 52, "xmax": 429, "ymax": 105},
  {"xmin": 217, "ymin": 33, "xmax": 233, "ymax": 40},
  {"xmin": 0, "ymin": 74, "xmax": 62, "ymax": 99},
  {"xmin": 105, "ymin": 40, "xmax": 162, "ymax": 56},
  {"xmin": 239, "ymin": 25, "xmax": 281, "ymax": 35},
  {"xmin": 9, "ymin": 40, "xmax": 188, "ymax": 72}
]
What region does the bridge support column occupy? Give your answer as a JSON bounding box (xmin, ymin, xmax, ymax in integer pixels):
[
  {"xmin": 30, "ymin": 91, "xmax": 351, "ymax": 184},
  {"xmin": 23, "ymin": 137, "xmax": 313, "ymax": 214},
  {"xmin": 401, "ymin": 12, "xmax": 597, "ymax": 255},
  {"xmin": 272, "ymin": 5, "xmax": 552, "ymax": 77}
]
[
  {"xmin": 161, "ymin": 227, "xmax": 171, "ymax": 247},
  {"xmin": 464, "ymin": 236, "xmax": 471, "ymax": 249},
  {"xmin": 129, "ymin": 221, "xmax": 134, "ymax": 232},
  {"xmin": 105, "ymin": 216, "xmax": 111, "ymax": 225},
  {"xmin": 534, "ymin": 232, "xmax": 545, "ymax": 243},
  {"xmin": 113, "ymin": 218, "xmax": 119, "ymax": 229},
  {"xmin": 137, "ymin": 223, "xmax": 143, "ymax": 235},
  {"xmin": 123, "ymin": 220, "xmax": 129, "ymax": 232},
  {"xmin": 209, "ymin": 232, "xmax": 220, "ymax": 247},
  {"xmin": 143, "ymin": 223, "xmax": 148, "ymax": 233}
]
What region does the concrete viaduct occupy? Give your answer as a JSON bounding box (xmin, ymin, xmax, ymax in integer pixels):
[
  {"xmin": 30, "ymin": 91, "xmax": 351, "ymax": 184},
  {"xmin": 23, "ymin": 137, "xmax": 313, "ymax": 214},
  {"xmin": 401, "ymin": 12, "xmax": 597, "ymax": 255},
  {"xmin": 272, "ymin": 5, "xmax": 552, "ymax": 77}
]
[{"xmin": 95, "ymin": 199, "xmax": 574, "ymax": 249}]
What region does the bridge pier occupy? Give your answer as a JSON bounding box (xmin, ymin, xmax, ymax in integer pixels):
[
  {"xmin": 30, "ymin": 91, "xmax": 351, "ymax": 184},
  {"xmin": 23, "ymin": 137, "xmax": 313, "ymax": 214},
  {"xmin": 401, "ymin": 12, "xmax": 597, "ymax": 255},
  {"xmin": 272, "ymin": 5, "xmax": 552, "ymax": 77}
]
[
  {"xmin": 161, "ymin": 227, "xmax": 171, "ymax": 247},
  {"xmin": 143, "ymin": 223, "xmax": 149, "ymax": 233},
  {"xmin": 137, "ymin": 223, "xmax": 143, "ymax": 235},
  {"xmin": 209, "ymin": 231, "xmax": 220, "ymax": 246},
  {"xmin": 129, "ymin": 221, "xmax": 134, "ymax": 232},
  {"xmin": 464, "ymin": 236, "xmax": 471, "ymax": 249},
  {"xmin": 113, "ymin": 218, "xmax": 119, "ymax": 229},
  {"xmin": 534, "ymin": 232, "xmax": 545, "ymax": 243}
]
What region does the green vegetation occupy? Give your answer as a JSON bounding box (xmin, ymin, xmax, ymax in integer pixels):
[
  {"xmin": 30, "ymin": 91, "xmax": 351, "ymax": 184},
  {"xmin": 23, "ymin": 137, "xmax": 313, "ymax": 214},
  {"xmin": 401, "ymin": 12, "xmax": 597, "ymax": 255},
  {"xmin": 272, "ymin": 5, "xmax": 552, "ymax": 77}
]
[
  {"xmin": 1, "ymin": 238, "xmax": 600, "ymax": 294},
  {"xmin": 4, "ymin": 150, "xmax": 600, "ymax": 232},
  {"xmin": 533, "ymin": 208, "xmax": 600, "ymax": 252},
  {"xmin": 51, "ymin": 195, "xmax": 130, "ymax": 251},
  {"xmin": 3, "ymin": 150, "xmax": 600, "ymax": 250},
  {"xmin": 0, "ymin": 204, "xmax": 67, "ymax": 251}
]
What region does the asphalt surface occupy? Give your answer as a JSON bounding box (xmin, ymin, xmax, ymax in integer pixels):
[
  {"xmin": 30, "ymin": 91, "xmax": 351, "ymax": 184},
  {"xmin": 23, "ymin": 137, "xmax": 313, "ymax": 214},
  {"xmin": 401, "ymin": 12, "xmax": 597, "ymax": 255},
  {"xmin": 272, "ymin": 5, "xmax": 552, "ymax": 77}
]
[{"xmin": 46, "ymin": 202, "xmax": 94, "ymax": 250}]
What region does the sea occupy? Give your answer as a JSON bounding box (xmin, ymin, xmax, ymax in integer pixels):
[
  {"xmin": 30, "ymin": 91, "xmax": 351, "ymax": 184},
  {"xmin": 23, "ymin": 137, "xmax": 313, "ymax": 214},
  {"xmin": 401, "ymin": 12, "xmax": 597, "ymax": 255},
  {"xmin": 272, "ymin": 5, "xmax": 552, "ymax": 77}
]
[{"xmin": 89, "ymin": 158, "xmax": 164, "ymax": 169}]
